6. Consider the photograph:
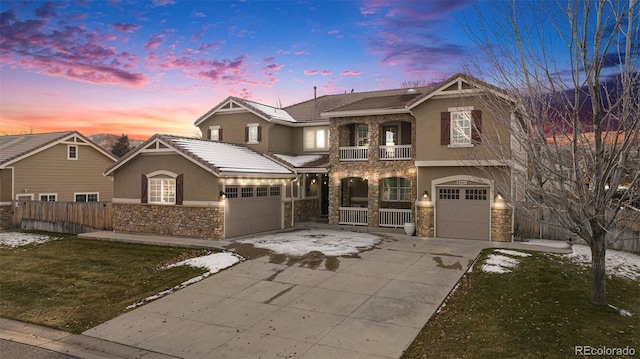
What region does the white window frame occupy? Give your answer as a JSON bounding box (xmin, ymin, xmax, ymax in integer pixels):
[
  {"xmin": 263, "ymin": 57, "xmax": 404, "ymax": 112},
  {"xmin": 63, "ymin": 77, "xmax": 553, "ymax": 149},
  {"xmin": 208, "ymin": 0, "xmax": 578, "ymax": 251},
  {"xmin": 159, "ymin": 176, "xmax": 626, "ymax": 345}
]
[
  {"xmin": 148, "ymin": 177, "xmax": 175, "ymax": 204},
  {"xmin": 74, "ymin": 192, "xmax": 99, "ymax": 202},
  {"xmin": 449, "ymin": 107, "xmax": 474, "ymax": 147},
  {"xmin": 68, "ymin": 145, "xmax": 78, "ymax": 160},
  {"xmin": 383, "ymin": 125, "xmax": 399, "ymax": 146},
  {"xmin": 381, "ymin": 177, "xmax": 411, "ymax": 202},
  {"xmin": 247, "ymin": 123, "xmax": 259, "ymax": 144},
  {"xmin": 39, "ymin": 193, "xmax": 57, "ymax": 201},
  {"xmin": 356, "ymin": 124, "xmax": 368, "ymax": 146},
  {"xmin": 209, "ymin": 126, "xmax": 221, "ymax": 141},
  {"xmin": 303, "ymin": 127, "xmax": 329, "ymax": 151}
]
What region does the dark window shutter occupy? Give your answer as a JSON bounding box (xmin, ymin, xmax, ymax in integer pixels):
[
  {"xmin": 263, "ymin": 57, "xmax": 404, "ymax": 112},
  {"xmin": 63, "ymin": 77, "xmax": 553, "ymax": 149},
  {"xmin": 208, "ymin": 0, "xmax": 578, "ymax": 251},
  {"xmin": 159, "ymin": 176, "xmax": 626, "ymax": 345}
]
[
  {"xmin": 349, "ymin": 124, "xmax": 356, "ymax": 146},
  {"xmin": 207, "ymin": 129, "xmax": 212, "ymax": 140},
  {"xmin": 245, "ymin": 127, "xmax": 249, "ymax": 142},
  {"xmin": 472, "ymin": 110, "xmax": 482, "ymax": 143},
  {"xmin": 440, "ymin": 112, "xmax": 450, "ymax": 145},
  {"xmin": 141, "ymin": 174, "xmax": 148, "ymax": 204},
  {"xmin": 219, "ymin": 128, "xmax": 223, "ymax": 142},
  {"xmin": 176, "ymin": 174, "xmax": 184, "ymax": 205},
  {"xmin": 257, "ymin": 126, "xmax": 262, "ymax": 141}
]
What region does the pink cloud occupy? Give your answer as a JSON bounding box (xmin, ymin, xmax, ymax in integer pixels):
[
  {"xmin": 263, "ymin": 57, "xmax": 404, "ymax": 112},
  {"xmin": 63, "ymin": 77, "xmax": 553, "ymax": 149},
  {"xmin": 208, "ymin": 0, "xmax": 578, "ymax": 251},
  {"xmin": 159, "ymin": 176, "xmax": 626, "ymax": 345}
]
[
  {"xmin": 264, "ymin": 63, "xmax": 283, "ymax": 71},
  {"xmin": 321, "ymin": 70, "xmax": 332, "ymax": 76},
  {"xmin": 153, "ymin": 0, "xmax": 176, "ymax": 7},
  {"xmin": 112, "ymin": 22, "xmax": 140, "ymax": 33},
  {"xmin": 263, "ymin": 57, "xmax": 275, "ymax": 63},
  {"xmin": 304, "ymin": 69, "xmax": 318, "ymax": 76},
  {"xmin": 341, "ymin": 70, "xmax": 362, "ymax": 76},
  {"xmin": 0, "ymin": 9, "xmax": 147, "ymax": 87},
  {"xmin": 144, "ymin": 33, "xmax": 165, "ymax": 50},
  {"xmin": 295, "ymin": 50, "xmax": 306, "ymax": 55}
]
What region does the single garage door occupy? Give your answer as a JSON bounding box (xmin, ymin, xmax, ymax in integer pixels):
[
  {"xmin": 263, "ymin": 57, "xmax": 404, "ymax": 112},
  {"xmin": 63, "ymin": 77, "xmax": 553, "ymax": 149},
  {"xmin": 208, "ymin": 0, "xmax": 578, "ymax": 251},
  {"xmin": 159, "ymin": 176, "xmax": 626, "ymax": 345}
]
[
  {"xmin": 436, "ymin": 187, "xmax": 490, "ymax": 240},
  {"xmin": 225, "ymin": 185, "xmax": 282, "ymax": 238}
]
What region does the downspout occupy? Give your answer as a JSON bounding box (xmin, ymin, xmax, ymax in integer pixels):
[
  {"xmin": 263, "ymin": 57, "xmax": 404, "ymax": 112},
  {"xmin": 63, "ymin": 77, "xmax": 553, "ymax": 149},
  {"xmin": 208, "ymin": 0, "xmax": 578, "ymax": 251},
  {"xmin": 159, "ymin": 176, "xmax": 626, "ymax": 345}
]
[{"xmin": 291, "ymin": 171, "xmax": 298, "ymax": 228}]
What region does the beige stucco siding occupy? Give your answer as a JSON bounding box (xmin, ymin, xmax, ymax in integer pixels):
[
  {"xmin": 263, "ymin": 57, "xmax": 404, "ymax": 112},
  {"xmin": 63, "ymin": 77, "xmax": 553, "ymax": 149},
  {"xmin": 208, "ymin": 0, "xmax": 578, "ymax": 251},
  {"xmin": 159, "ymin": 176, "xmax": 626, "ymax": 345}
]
[
  {"xmin": 113, "ymin": 153, "xmax": 220, "ymax": 202},
  {"xmin": 10, "ymin": 143, "xmax": 114, "ymax": 201},
  {"xmin": 413, "ymin": 96, "xmax": 511, "ymax": 162},
  {"xmin": 0, "ymin": 168, "xmax": 12, "ymax": 202},
  {"xmin": 197, "ymin": 112, "xmax": 272, "ymax": 153},
  {"xmin": 266, "ymin": 124, "xmax": 294, "ymax": 153}
]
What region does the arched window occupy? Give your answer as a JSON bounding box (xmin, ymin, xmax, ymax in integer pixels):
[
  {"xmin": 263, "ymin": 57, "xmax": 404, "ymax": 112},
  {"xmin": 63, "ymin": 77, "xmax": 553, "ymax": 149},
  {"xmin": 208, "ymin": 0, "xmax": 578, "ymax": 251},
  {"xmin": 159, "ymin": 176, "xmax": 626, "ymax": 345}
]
[
  {"xmin": 142, "ymin": 171, "xmax": 183, "ymax": 205},
  {"xmin": 381, "ymin": 177, "xmax": 410, "ymax": 201}
]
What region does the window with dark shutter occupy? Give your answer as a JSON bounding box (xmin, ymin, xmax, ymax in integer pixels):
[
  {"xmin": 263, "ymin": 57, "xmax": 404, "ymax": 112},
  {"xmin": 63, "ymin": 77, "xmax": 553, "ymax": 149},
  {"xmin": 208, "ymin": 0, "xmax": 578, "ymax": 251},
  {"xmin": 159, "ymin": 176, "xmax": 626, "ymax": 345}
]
[
  {"xmin": 257, "ymin": 126, "xmax": 262, "ymax": 141},
  {"xmin": 472, "ymin": 110, "xmax": 482, "ymax": 143},
  {"xmin": 141, "ymin": 174, "xmax": 148, "ymax": 203},
  {"xmin": 176, "ymin": 174, "xmax": 184, "ymax": 205},
  {"xmin": 440, "ymin": 112, "xmax": 451, "ymax": 145},
  {"xmin": 245, "ymin": 127, "xmax": 249, "ymax": 142},
  {"xmin": 219, "ymin": 128, "xmax": 223, "ymax": 141},
  {"xmin": 207, "ymin": 129, "xmax": 212, "ymax": 140}
]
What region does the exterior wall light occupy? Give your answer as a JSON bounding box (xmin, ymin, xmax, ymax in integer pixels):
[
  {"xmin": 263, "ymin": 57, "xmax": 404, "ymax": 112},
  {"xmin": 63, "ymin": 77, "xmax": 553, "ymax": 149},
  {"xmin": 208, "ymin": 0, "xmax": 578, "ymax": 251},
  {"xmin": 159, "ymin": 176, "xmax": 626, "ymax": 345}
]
[{"xmin": 219, "ymin": 191, "xmax": 226, "ymax": 199}]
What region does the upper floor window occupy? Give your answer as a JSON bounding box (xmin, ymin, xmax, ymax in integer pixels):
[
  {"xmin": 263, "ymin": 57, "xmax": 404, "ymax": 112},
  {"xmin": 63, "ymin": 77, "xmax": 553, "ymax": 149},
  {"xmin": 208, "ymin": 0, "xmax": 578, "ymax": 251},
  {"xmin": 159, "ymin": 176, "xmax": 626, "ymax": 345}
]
[
  {"xmin": 246, "ymin": 123, "xmax": 261, "ymax": 144},
  {"xmin": 356, "ymin": 125, "xmax": 368, "ymax": 146},
  {"xmin": 208, "ymin": 126, "xmax": 222, "ymax": 141},
  {"xmin": 381, "ymin": 177, "xmax": 411, "ymax": 201},
  {"xmin": 68, "ymin": 145, "xmax": 78, "ymax": 160},
  {"xmin": 303, "ymin": 127, "xmax": 329, "ymax": 151},
  {"xmin": 441, "ymin": 108, "xmax": 482, "ymax": 147},
  {"xmin": 383, "ymin": 125, "xmax": 398, "ymax": 146},
  {"xmin": 75, "ymin": 193, "xmax": 98, "ymax": 202}
]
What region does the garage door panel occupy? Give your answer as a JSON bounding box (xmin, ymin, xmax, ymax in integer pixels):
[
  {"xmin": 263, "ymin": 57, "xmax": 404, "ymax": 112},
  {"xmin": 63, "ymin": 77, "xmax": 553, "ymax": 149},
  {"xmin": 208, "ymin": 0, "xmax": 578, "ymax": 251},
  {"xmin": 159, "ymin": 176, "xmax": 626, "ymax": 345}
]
[
  {"xmin": 225, "ymin": 187, "xmax": 282, "ymax": 238},
  {"xmin": 436, "ymin": 187, "xmax": 490, "ymax": 240}
]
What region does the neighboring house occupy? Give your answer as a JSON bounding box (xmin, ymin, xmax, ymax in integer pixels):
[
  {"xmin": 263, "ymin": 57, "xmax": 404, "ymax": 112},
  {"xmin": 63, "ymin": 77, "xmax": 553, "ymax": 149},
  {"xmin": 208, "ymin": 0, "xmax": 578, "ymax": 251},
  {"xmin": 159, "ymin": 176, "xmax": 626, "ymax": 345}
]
[
  {"xmin": 0, "ymin": 131, "xmax": 117, "ymax": 229},
  {"xmin": 109, "ymin": 73, "xmax": 519, "ymax": 241}
]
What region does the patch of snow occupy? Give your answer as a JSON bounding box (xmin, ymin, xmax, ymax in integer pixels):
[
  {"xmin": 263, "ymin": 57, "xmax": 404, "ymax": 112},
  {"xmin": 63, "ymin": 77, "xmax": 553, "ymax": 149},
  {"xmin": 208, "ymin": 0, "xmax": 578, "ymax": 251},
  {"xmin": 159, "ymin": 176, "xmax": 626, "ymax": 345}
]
[
  {"xmin": 565, "ymin": 244, "xmax": 640, "ymax": 280},
  {"xmin": 0, "ymin": 232, "xmax": 60, "ymax": 247},
  {"xmin": 608, "ymin": 304, "xmax": 634, "ymax": 317},
  {"xmin": 521, "ymin": 239, "xmax": 571, "ymax": 249},
  {"xmin": 481, "ymin": 264, "xmax": 512, "ymax": 273},
  {"xmin": 127, "ymin": 252, "xmax": 242, "ymax": 309},
  {"xmin": 485, "ymin": 254, "xmax": 519, "ymax": 268},
  {"xmin": 237, "ymin": 230, "xmax": 381, "ymax": 256},
  {"xmin": 494, "ymin": 249, "xmax": 532, "ymax": 257}
]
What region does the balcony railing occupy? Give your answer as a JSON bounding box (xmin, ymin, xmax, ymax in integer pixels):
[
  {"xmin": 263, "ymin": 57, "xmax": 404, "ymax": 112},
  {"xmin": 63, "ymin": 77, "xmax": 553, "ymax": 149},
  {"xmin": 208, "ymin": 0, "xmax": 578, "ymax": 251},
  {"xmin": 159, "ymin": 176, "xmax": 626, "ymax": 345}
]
[
  {"xmin": 379, "ymin": 208, "xmax": 412, "ymax": 228},
  {"xmin": 380, "ymin": 145, "xmax": 412, "ymax": 160},
  {"xmin": 339, "ymin": 146, "xmax": 368, "ymax": 161},
  {"xmin": 339, "ymin": 207, "xmax": 368, "ymax": 225}
]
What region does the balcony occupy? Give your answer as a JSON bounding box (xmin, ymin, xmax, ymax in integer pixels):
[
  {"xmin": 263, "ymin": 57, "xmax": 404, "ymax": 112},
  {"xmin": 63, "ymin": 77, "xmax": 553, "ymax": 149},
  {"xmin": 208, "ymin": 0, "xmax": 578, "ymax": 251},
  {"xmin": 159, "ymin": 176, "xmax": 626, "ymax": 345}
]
[
  {"xmin": 339, "ymin": 146, "xmax": 368, "ymax": 161},
  {"xmin": 379, "ymin": 145, "xmax": 412, "ymax": 160}
]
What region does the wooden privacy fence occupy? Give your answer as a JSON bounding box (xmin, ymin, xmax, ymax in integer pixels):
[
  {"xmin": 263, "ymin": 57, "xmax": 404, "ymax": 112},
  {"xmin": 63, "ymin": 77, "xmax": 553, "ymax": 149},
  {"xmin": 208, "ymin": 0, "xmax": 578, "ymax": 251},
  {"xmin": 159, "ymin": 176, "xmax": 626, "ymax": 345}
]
[
  {"xmin": 515, "ymin": 207, "xmax": 640, "ymax": 251},
  {"xmin": 12, "ymin": 201, "xmax": 113, "ymax": 234}
]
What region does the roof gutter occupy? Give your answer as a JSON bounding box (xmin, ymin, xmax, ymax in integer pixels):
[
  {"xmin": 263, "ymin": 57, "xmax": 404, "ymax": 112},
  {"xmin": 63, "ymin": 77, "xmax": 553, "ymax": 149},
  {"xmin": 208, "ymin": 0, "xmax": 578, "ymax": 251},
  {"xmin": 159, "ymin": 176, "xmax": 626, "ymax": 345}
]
[{"xmin": 320, "ymin": 107, "xmax": 409, "ymax": 119}]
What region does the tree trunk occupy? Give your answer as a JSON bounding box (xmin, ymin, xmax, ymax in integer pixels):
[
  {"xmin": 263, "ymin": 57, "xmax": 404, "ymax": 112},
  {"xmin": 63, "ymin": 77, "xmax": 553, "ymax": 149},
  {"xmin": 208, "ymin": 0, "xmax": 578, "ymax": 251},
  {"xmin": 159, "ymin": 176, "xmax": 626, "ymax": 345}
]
[{"xmin": 590, "ymin": 229, "xmax": 607, "ymax": 305}]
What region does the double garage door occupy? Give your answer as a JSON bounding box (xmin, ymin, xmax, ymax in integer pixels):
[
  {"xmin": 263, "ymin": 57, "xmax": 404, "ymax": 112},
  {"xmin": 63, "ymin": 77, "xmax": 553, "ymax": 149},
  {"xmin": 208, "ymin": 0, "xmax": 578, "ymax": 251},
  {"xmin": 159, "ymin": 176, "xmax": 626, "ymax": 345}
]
[
  {"xmin": 436, "ymin": 187, "xmax": 490, "ymax": 240},
  {"xmin": 224, "ymin": 185, "xmax": 282, "ymax": 238}
]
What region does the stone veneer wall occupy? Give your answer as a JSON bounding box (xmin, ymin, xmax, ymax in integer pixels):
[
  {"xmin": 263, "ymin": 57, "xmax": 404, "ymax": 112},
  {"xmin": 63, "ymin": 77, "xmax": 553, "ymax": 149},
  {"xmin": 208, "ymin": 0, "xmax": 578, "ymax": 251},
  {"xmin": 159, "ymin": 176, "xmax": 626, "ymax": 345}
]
[
  {"xmin": 416, "ymin": 203, "xmax": 434, "ymax": 237},
  {"xmin": 0, "ymin": 205, "xmax": 12, "ymax": 230},
  {"xmin": 294, "ymin": 198, "xmax": 320, "ymax": 223},
  {"xmin": 328, "ymin": 114, "xmax": 417, "ymax": 227},
  {"xmin": 284, "ymin": 201, "xmax": 292, "ymax": 229},
  {"xmin": 491, "ymin": 207, "xmax": 512, "ymax": 242},
  {"xmin": 113, "ymin": 203, "xmax": 224, "ymax": 240}
]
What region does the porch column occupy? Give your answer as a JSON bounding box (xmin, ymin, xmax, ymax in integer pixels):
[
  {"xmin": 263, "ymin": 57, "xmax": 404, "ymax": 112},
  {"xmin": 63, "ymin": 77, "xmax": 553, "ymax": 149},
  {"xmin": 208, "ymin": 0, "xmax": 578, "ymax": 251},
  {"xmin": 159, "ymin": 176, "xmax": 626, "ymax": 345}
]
[{"xmin": 368, "ymin": 177, "xmax": 379, "ymax": 227}]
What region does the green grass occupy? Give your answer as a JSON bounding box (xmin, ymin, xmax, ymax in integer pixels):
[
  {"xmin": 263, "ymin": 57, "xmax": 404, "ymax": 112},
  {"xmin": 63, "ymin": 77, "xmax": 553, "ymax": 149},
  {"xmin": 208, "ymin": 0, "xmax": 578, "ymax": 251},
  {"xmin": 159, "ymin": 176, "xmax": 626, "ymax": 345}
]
[
  {"xmin": 0, "ymin": 231, "xmax": 209, "ymax": 333},
  {"xmin": 402, "ymin": 250, "xmax": 640, "ymax": 359}
]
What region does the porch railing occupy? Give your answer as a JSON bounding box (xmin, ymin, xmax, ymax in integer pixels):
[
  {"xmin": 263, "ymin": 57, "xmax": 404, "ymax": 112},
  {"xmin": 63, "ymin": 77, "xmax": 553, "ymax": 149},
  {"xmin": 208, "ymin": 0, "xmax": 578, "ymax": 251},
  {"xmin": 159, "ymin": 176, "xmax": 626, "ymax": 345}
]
[
  {"xmin": 339, "ymin": 207, "xmax": 368, "ymax": 225},
  {"xmin": 339, "ymin": 146, "xmax": 368, "ymax": 161},
  {"xmin": 379, "ymin": 208, "xmax": 412, "ymax": 228},
  {"xmin": 379, "ymin": 145, "xmax": 412, "ymax": 160}
]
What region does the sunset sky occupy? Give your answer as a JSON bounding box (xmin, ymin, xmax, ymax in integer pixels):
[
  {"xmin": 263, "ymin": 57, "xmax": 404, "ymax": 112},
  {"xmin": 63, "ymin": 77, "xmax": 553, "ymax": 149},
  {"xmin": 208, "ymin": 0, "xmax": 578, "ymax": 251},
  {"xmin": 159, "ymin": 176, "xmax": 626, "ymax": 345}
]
[{"xmin": 0, "ymin": 0, "xmax": 580, "ymax": 139}]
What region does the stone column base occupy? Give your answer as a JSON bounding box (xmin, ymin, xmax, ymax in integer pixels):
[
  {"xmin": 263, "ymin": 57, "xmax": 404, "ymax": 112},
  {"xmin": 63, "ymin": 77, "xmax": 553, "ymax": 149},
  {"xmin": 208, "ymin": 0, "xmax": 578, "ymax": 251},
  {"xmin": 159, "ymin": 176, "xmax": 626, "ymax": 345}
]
[
  {"xmin": 416, "ymin": 201, "xmax": 434, "ymax": 237},
  {"xmin": 491, "ymin": 207, "xmax": 512, "ymax": 242}
]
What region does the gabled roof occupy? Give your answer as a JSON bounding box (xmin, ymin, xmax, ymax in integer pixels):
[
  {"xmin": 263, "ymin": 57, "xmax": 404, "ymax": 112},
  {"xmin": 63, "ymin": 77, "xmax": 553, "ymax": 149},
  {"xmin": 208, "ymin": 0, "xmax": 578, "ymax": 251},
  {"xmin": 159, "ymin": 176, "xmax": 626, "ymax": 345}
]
[
  {"xmin": 105, "ymin": 134, "xmax": 295, "ymax": 178},
  {"xmin": 0, "ymin": 131, "xmax": 117, "ymax": 168},
  {"xmin": 194, "ymin": 96, "xmax": 296, "ymax": 126}
]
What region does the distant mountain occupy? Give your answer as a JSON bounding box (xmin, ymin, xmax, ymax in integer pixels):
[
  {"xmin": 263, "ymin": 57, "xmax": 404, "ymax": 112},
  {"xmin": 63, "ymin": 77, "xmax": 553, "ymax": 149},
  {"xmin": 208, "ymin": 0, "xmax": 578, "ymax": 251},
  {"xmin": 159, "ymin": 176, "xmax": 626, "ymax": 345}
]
[{"xmin": 88, "ymin": 133, "xmax": 144, "ymax": 154}]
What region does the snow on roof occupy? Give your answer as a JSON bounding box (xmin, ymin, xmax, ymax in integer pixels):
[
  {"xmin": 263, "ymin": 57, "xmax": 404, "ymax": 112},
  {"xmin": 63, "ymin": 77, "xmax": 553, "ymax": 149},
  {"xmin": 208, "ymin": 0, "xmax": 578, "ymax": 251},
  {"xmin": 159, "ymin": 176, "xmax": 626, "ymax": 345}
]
[
  {"xmin": 169, "ymin": 137, "xmax": 293, "ymax": 175},
  {"xmin": 241, "ymin": 99, "xmax": 297, "ymax": 123},
  {"xmin": 272, "ymin": 153, "xmax": 325, "ymax": 168}
]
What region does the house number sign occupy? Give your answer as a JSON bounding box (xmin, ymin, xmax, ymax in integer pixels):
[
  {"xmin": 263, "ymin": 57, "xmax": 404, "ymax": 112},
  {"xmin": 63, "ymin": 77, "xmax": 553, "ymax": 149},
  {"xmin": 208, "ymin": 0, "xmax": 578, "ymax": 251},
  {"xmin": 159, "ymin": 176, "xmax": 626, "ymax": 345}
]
[{"xmin": 457, "ymin": 180, "xmax": 468, "ymax": 185}]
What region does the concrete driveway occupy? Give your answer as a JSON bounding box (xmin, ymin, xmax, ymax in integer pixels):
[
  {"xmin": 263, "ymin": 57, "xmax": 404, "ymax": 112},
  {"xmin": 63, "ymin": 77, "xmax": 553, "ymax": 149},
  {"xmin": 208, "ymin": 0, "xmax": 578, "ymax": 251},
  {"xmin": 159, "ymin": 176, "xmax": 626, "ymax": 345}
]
[{"xmin": 83, "ymin": 233, "xmax": 488, "ymax": 359}]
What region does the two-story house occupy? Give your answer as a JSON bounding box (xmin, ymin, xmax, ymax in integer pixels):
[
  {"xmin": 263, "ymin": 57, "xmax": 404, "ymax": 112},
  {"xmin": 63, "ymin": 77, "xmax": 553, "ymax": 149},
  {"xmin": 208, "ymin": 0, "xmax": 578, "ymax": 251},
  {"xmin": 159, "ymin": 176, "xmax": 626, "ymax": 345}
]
[
  {"xmin": 107, "ymin": 73, "xmax": 518, "ymax": 241},
  {"xmin": 0, "ymin": 131, "xmax": 117, "ymax": 229}
]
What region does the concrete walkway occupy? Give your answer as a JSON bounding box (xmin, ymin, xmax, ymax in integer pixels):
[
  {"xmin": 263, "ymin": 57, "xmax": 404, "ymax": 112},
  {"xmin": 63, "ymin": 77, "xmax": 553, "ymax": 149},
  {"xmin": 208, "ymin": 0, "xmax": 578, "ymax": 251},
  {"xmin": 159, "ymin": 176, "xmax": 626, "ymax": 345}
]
[{"xmin": 4, "ymin": 229, "xmax": 571, "ymax": 359}]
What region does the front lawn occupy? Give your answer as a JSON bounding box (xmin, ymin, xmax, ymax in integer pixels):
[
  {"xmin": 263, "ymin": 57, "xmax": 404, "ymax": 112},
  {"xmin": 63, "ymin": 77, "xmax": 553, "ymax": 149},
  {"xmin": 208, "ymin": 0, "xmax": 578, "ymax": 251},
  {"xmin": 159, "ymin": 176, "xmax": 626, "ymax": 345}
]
[
  {"xmin": 0, "ymin": 231, "xmax": 213, "ymax": 333},
  {"xmin": 402, "ymin": 248, "xmax": 640, "ymax": 358}
]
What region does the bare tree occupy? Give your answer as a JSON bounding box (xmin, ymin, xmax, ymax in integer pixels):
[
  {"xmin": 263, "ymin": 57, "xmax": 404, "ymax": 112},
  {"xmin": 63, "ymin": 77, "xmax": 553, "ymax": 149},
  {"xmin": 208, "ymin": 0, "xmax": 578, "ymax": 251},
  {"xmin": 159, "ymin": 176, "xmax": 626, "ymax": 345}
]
[{"xmin": 465, "ymin": 0, "xmax": 639, "ymax": 305}]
